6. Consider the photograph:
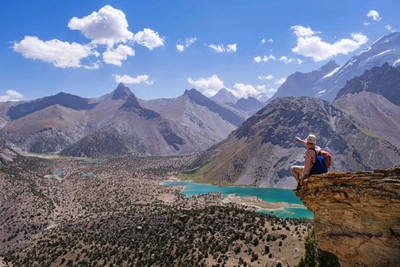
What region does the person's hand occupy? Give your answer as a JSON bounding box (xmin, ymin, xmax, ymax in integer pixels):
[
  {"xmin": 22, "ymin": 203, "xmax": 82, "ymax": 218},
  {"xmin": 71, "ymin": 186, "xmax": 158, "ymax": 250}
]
[{"xmin": 296, "ymin": 136, "xmax": 302, "ymax": 142}]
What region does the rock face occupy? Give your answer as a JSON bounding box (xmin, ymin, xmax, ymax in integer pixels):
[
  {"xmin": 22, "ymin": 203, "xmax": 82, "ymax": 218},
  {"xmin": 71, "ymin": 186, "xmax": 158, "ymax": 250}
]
[
  {"xmin": 297, "ymin": 166, "xmax": 400, "ymax": 267},
  {"xmin": 269, "ymin": 60, "xmax": 339, "ymax": 101},
  {"xmin": 335, "ymin": 62, "xmax": 400, "ymax": 105}
]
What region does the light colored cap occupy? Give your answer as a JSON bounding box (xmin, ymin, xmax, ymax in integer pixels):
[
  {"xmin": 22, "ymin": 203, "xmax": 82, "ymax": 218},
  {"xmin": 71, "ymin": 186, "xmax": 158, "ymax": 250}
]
[{"xmin": 306, "ymin": 134, "xmax": 317, "ymax": 144}]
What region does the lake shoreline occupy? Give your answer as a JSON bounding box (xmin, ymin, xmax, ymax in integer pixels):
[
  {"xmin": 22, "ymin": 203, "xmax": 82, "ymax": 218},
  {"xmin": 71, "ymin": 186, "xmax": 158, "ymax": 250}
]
[
  {"xmin": 163, "ymin": 177, "xmax": 313, "ymax": 219},
  {"xmin": 223, "ymin": 194, "xmax": 306, "ymax": 211}
]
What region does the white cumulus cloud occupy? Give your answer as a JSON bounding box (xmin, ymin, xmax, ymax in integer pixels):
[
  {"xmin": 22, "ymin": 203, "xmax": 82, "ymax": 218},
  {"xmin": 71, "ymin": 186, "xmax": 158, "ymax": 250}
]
[
  {"xmin": 0, "ymin": 90, "xmax": 24, "ymax": 102},
  {"xmin": 254, "ymin": 55, "xmax": 275, "ymax": 63},
  {"xmin": 13, "ymin": 36, "xmax": 100, "ymax": 69},
  {"xmin": 209, "ymin": 44, "xmax": 224, "ymax": 53},
  {"xmin": 266, "ymin": 87, "xmax": 277, "ymax": 96},
  {"xmin": 385, "ymin": 25, "xmax": 396, "ymax": 32},
  {"xmin": 279, "ymin": 56, "xmax": 295, "ymax": 64},
  {"xmin": 261, "ymin": 38, "xmax": 273, "ymax": 45},
  {"xmin": 188, "ymin": 74, "xmax": 226, "ymax": 97},
  {"xmin": 233, "ymin": 83, "xmax": 266, "ymax": 99},
  {"xmin": 291, "ymin": 25, "xmax": 368, "ymax": 61},
  {"xmin": 275, "ymin": 78, "xmax": 286, "ymax": 85},
  {"xmin": 226, "ymin": 43, "xmax": 237, "ymax": 52},
  {"xmin": 188, "ymin": 75, "xmax": 272, "ymax": 99},
  {"xmin": 254, "ymin": 56, "xmax": 262, "ymax": 63},
  {"xmin": 367, "ymin": 10, "xmax": 381, "ymax": 21},
  {"xmin": 133, "ymin": 28, "xmax": 164, "ymax": 50},
  {"xmin": 103, "ymin": 44, "xmax": 135, "ymax": 66},
  {"xmin": 68, "ymin": 5, "xmax": 134, "ymax": 47},
  {"xmin": 114, "ymin": 74, "xmax": 153, "ymax": 84},
  {"xmin": 176, "ymin": 37, "xmax": 197, "ymax": 52},
  {"xmin": 258, "ymin": 75, "xmax": 274, "ymax": 80},
  {"xmin": 208, "ymin": 43, "xmax": 237, "ymax": 53},
  {"xmin": 291, "ymin": 25, "xmax": 320, "ymax": 37},
  {"xmin": 176, "ymin": 44, "xmax": 185, "ymax": 52}
]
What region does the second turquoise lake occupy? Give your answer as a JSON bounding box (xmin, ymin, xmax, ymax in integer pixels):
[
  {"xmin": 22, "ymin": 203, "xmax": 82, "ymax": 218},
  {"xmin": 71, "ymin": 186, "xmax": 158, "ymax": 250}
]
[{"xmin": 164, "ymin": 181, "xmax": 314, "ymax": 219}]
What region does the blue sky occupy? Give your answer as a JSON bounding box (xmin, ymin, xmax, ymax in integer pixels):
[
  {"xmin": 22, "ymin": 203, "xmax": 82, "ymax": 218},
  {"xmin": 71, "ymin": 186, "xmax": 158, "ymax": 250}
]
[{"xmin": 1, "ymin": 0, "xmax": 398, "ymax": 102}]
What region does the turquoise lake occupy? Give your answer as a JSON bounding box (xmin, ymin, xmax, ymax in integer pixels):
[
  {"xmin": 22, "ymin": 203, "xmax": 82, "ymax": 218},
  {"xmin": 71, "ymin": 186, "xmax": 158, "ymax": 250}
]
[{"xmin": 164, "ymin": 181, "xmax": 314, "ymax": 219}]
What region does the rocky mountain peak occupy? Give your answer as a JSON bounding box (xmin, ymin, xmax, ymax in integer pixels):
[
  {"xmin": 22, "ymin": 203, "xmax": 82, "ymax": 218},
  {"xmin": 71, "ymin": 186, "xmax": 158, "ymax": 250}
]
[
  {"xmin": 184, "ymin": 88, "xmax": 245, "ymax": 127},
  {"xmin": 183, "ymin": 88, "xmax": 204, "ymax": 101},
  {"xmin": 312, "ymin": 32, "xmax": 400, "ymax": 100},
  {"xmin": 254, "ymin": 92, "xmax": 269, "ymax": 103},
  {"xmin": 235, "ymin": 96, "xmax": 265, "ymax": 115},
  {"xmin": 270, "ymin": 60, "xmax": 339, "ymax": 100},
  {"xmin": 296, "ymin": 166, "xmax": 400, "ymax": 267},
  {"xmin": 319, "ymin": 59, "xmax": 339, "ymax": 73},
  {"xmin": 112, "ymin": 83, "xmax": 132, "ymax": 100},
  {"xmin": 335, "ymin": 62, "xmax": 400, "ymax": 105},
  {"xmin": 210, "ymin": 88, "xmax": 239, "ymax": 104},
  {"xmin": 369, "ymin": 31, "xmax": 400, "ymax": 53}
]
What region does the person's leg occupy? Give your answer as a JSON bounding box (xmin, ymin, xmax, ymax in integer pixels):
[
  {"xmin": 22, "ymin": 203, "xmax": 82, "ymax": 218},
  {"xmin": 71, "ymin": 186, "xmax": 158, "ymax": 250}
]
[{"xmin": 290, "ymin": 165, "xmax": 303, "ymax": 184}]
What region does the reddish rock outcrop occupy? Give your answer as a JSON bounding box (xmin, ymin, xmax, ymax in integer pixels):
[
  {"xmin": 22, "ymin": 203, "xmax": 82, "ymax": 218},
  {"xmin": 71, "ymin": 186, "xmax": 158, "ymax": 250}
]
[{"xmin": 297, "ymin": 166, "xmax": 400, "ymax": 267}]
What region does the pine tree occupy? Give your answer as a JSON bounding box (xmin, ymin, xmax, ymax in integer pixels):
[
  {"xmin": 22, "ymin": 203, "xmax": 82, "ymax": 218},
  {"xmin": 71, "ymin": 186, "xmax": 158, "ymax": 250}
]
[{"xmin": 296, "ymin": 228, "xmax": 340, "ymax": 267}]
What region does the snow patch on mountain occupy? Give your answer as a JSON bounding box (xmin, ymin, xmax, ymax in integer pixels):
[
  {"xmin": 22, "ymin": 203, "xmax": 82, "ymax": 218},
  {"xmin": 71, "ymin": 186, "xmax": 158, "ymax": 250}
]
[{"xmin": 322, "ymin": 66, "xmax": 341, "ymax": 79}]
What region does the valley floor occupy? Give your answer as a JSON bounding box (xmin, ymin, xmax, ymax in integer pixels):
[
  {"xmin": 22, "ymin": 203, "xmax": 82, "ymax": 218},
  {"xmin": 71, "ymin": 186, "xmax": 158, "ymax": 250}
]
[{"xmin": 0, "ymin": 155, "xmax": 312, "ymax": 267}]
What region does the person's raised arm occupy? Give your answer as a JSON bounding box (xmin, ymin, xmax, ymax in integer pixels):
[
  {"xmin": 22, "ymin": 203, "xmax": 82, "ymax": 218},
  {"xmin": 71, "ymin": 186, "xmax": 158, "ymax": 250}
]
[{"xmin": 296, "ymin": 136, "xmax": 307, "ymax": 147}]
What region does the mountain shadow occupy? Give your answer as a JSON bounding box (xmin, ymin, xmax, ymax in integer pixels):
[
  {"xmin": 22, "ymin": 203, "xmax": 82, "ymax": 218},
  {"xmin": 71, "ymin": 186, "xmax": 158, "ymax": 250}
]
[
  {"xmin": 7, "ymin": 92, "xmax": 97, "ymax": 120},
  {"xmin": 119, "ymin": 94, "xmax": 160, "ymax": 120}
]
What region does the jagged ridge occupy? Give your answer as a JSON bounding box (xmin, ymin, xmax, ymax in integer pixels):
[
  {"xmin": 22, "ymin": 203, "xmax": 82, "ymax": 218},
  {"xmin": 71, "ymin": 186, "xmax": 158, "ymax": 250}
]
[
  {"xmin": 7, "ymin": 92, "xmax": 96, "ymax": 120},
  {"xmin": 184, "ymin": 89, "xmax": 245, "ymax": 127},
  {"xmin": 335, "ymin": 62, "xmax": 400, "ymax": 106}
]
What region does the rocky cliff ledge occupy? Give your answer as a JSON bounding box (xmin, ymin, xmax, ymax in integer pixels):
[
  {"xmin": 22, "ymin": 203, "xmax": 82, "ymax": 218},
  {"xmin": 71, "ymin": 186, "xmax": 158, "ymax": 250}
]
[{"xmin": 297, "ymin": 166, "xmax": 400, "ymax": 267}]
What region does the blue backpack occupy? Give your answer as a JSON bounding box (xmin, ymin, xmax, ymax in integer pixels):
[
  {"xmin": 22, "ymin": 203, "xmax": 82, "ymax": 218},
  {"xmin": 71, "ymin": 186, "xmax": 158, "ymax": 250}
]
[{"xmin": 309, "ymin": 148, "xmax": 328, "ymax": 175}]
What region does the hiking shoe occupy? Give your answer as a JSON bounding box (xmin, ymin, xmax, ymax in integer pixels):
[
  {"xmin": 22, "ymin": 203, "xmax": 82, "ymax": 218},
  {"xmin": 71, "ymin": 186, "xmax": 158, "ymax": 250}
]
[{"xmin": 292, "ymin": 183, "xmax": 302, "ymax": 191}]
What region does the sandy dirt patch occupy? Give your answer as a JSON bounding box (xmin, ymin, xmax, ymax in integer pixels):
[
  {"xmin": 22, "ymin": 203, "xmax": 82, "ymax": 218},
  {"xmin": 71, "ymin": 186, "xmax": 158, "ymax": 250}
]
[{"xmin": 223, "ymin": 194, "xmax": 305, "ymax": 211}]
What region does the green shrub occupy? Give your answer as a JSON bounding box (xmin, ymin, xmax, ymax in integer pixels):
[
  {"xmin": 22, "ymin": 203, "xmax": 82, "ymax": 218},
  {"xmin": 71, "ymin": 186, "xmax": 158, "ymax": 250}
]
[{"xmin": 296, "ymin": 228, "xmax": 340, "ymax": 267}]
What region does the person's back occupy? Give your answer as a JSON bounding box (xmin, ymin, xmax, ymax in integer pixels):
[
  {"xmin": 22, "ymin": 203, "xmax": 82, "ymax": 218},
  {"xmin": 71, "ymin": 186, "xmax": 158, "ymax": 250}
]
[
  {"xmin": 309, "ymin": 147, "xmax": 328, "ymax": 175},
  {"xmin": 290, "ymin": 134, "xmax": 318, "ymax": 191}
]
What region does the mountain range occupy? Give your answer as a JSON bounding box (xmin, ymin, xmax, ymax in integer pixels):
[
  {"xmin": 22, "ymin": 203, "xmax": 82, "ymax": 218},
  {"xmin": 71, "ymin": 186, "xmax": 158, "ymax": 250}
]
[
  {"xmin": 0, "ymin": 32, "xmax": 399, "ymax": 189},
  {"xmin": 270, "ymin": 32, "xmax": 400, "ymax": 101},
  {"xmin": 0, "ymin": 84, "xmax": 247, "ymax": 157}
]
